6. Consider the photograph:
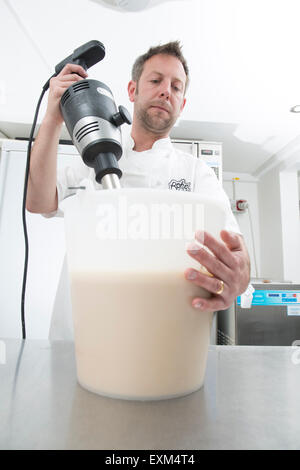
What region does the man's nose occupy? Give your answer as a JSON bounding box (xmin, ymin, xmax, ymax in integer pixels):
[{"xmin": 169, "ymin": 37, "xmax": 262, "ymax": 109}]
[{"xmin": 159, "ymin": 80, "xmax": 171, "ymax": 99}]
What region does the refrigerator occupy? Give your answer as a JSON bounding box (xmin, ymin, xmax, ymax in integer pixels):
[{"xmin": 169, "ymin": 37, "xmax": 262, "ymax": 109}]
[{"xmin": 0, "ymin": 139, "xmax": 80, "ymax": 339}]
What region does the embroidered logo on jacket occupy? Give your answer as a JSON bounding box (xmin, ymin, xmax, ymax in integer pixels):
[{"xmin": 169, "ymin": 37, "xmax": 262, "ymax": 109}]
[{"xmin": 168, "ymin": 178, "xmax": 191, "ymax": 191}]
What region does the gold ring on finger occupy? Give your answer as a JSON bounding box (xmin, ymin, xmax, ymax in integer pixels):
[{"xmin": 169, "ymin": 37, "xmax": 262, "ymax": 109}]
[{"xmin": 216, "ymin": 280, "xmax": 224, "ymax": 295}]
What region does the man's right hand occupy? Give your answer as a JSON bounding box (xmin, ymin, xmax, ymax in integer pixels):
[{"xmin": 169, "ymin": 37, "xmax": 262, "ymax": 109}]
[
  {"xmin": 45, "ymin": 63, "xmax": 88, "ymax": 125},
  {"xmin": 27, "ymin": 64, "xmax": 88, "ymax": 214}
]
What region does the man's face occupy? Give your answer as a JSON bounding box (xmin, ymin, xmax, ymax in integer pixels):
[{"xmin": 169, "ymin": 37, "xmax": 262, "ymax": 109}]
[{"xmin": 128, "ymin": 54, "xmax": 187, "ymax": 134}]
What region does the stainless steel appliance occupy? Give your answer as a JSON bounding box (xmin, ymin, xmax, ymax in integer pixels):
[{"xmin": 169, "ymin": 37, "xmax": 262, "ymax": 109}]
[{"xmin": 217, "ymin": 282, "xmax": 300, "ymax": 346}]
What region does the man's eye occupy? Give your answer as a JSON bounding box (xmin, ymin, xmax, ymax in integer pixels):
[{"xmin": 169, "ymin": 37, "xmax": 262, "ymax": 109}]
[{"xmin": 151, "ymin": 79, "xmax": 159, "ymax": 84}]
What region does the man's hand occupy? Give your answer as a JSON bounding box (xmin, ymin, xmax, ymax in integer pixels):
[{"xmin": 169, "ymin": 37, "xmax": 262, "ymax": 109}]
[
  {"xmin": 184, "ymin": 230, "xmax": 250, "ymax": 312},
  {"xmin": 45, "ymin": 63, "xmax": 88, "ymax": 125},
  {"xmin": 27, "ymin": 63, "xmax": 88, "ymax": 215}
]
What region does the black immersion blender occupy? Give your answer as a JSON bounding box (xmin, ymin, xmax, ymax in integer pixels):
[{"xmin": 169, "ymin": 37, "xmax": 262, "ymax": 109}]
[{"xmin": 59, "ymin": 41, "xmax": 132, "ymax": 189}]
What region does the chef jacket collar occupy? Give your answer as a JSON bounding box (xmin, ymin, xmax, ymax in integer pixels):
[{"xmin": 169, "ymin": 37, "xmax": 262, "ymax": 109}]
[{"xmin": 126, "ymin": 134, "xmax": 173, "ymax": 153}]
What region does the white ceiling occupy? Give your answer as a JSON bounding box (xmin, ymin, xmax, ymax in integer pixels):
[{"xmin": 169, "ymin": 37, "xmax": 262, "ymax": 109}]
[{"xmin": 1, "ymin": 0, "xmax": 300, "ymax": 174}]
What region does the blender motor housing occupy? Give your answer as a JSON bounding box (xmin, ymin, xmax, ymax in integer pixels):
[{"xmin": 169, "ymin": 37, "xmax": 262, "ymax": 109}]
[{"xmin": 60, "ymin": 79, "xmax": 131, "ymax": 185}]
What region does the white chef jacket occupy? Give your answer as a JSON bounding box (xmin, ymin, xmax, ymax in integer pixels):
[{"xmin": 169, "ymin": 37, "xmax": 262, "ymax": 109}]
[
  {"xmin": 47, "ymin": 132, "xmax": 241, "ymax": 340},
  {"xmin": 47, "ymin": 134, "xmax": 241, "ymax": 235}
]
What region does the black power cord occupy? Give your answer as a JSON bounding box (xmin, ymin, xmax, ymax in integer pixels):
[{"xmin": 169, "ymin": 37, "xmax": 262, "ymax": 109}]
[{"xmin": 21, "ymin": 76, "xmax": 54, "ymax": 339}]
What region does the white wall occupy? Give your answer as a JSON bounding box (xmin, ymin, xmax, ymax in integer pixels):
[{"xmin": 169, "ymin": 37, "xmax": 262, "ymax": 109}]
[
  {"xmin": 258, "ymin": 168, "xmax": 284, "ymax": 280},
  {"xmin": 223, "ymin": 175, "xmax": 261, "ymax": 279},
  {"xmin": 223, "ymin": 167, "xmax": 300, "ymax": 282},
  {"xmin": 257, "ymin": 165, "xmax": 300, "ymax": 282},
  {"xmin": 279, "ymin": 171, "xmax": 300, "ymax": 281}
]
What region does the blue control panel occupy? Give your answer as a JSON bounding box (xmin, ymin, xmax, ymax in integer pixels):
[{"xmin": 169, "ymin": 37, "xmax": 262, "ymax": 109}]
[{"xmin": 237, "ymin": 290, "xmax": 300, "ymax": 306}]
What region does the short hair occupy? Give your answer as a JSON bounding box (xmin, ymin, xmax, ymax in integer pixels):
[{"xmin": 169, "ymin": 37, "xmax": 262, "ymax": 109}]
[{"xmin": 131, "ymin": 41, "xmax": 189, "ymax": 93}]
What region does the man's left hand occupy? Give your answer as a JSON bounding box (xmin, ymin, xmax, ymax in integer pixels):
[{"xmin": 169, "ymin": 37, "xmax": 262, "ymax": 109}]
[{"xmin": 184, "ymin": 230, "xmax": 250, "ymax": 312}]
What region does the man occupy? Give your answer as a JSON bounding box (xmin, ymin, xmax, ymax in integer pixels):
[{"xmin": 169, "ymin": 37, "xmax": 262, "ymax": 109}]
[{"xmin": 27, "ymin": 41, "xmax": 250, "ymax": 319}]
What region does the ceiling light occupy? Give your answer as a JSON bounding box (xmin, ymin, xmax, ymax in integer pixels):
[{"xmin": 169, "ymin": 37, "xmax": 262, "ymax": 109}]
[
  {"xmin": 290, "ymin": 105, "xmax": 300, "ymax": 113},
  {"xmin": 90, "ymin": 0, "xmax": 152, "ymax": 11},
  {"xmin": 89, "ymin": 0, "xmax": 185, "ymax": 12}
]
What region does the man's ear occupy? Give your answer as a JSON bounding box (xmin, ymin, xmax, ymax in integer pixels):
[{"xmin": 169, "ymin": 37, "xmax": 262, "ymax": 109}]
[
  {"xmin": 128, "ymin": 80, "xmax": 137, "ymax": 103},
  {"xmin": 180, "ymin": 97, "xmax": 186, "ymax": 113}
]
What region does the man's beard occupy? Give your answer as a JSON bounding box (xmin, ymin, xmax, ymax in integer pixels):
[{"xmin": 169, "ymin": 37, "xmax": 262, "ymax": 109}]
[{"xmin": 136, "ymin": 103, "xmax": 177, "ymax": 134}]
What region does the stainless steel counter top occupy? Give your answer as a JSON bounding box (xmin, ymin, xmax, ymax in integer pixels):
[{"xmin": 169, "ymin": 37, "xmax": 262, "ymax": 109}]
[{"xmin": 1, "ymin": 339, "xmax": 300, "ymax": 450}]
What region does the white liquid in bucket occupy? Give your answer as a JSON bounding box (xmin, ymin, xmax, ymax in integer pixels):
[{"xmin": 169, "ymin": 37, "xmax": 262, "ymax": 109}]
[{"xmin": 70, "ymin": 270, "xmax": 213, "ymax": 400}]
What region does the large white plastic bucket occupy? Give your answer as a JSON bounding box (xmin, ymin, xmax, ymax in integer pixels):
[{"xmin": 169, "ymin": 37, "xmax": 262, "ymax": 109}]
[{"xmin": 61, "ymin": 186, "xmax": 226, "ymax": 400}]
